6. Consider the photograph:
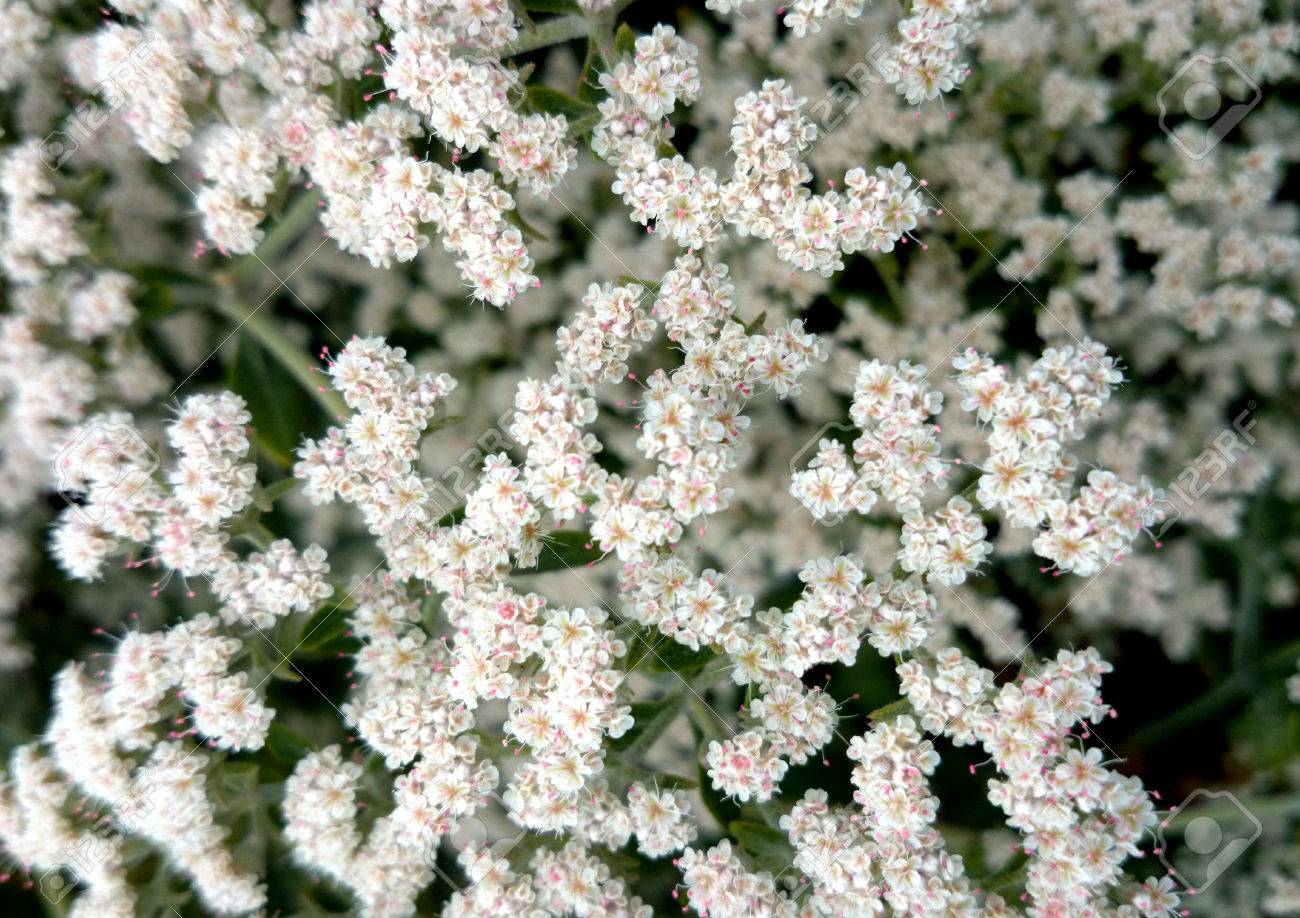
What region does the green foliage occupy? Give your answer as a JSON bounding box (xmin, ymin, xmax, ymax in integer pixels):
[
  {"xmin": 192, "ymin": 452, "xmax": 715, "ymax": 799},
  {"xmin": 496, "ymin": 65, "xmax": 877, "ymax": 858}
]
[{"xmin": 527, "ymin": 529, "xmax": 607, "ymax": 572}]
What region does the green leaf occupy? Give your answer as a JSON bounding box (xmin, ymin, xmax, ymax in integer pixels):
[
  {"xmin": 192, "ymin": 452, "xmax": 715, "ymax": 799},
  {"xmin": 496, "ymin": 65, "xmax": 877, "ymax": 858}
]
[
  {"xmin": 253, "ymin": 476, "xmax": 300, "ymax": 512},
  {"xmin": 652, "ymin": 771, "xmax": 698, "ymax": 790},
  {"xmin": 616, "ymin": 274, "xmax": 653, "ymax": 290},
  {"xmin": 608, "ymin": 757, "xmax": 699, "ymax": 791},
  {"xmin": 614, "ymin": 23, "xmax": 637, "ymax": 60},
  {"xmin": 868, "ymin": 698, "xmax": 911, "ymax": 722},
  {"xmin": 294, "ymin": 601, "xmax": 354, "ymax": 656},
  {"xmin": 521, "ymin": 0, "xmax": 579, "ymax": 10},
  {"xmin": 566, "ymin": 111, "xmax": 602, "ymax": 139},
  {"xmin": 228, "ymin": 334, "xmax": 315, "ymax": 464},
  {"xmin": 729, "ymin": 820, "xmax": 794, "ymax": 871},
  {"xmin": 215, "ymin": 763, "xmax": 271, "ymax": 876},
  {"xmin": 428, "ymin": 413, "xmax": 466, "ymax": 433},
  {"xmin": 132, "ymin": 278, "xmax": 179, "ymax": 323},
  {"xmin": 215, "ymin": 761, "xmax": 261, "ymax": 799},
  {"xmin": 505, "ymin": 208, "xmax": 551, "ymax": 242},
  {"xmin": 608, "ymin": 699, "xmax": 681, "ymax": 753},
  {"xmin": 647, "ymin": 640, "xmax": 718, "ymax": 676},
  {"xmin": 527, "ymin": 529, "xmax": 605, "ymax": 573},
  {"xmin": 125, "ymin": 261, "xmax": 210, "ymax": 288},
  {"xmin": 525, "ymin": 85, "xmax": 599, "ymax": 124},
  {"xmin": 976, "ymin": 852, "xmax": 1029, "ymax": 894},
  {"xmin": 436, "ymin": 504, "xmax": 466, "ymax": 527},
  {"xmin": 266, "ymin": 722, "xmax": 315, "ymax": 765},
  {"xmin": 578, "ymin": 39, "xmax": 605, "ymax": 104}
]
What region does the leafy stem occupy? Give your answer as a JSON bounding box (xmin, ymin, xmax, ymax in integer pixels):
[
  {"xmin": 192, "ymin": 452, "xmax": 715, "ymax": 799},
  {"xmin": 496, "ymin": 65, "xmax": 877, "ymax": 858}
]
[
  {"xmin": 503, "ymin": 13, "xmax": 589, "ymax": 56},
  {"xmin": 213, "ymin": 291, "xmax": 348, "ymax": 421}
]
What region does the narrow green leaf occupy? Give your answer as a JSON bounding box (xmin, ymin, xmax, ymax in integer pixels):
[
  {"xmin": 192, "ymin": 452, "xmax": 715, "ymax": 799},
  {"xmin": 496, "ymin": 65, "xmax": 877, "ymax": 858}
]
[
  {"xmin": 428, "ymin": 413, "xmax": 467, "ymax": 432},
  {"xmin": 609, "ymin": 699, "xmax": 681, "ymax": 753},
  {"xmin": 525, "ymin": 85, "xmax": 599, "ymax": 123},
  {"xmin": 505, "ymin": 208, "xmax": 551, "ymax": 242},
  {"xmin": 228, "ymin": 334, "xmax": 315, "ymax": 462},
  {"xmin": 216, "ymin": 762, "xmax": 260, "ymax": 798},
  {"xmin": 578, "ymin": 39, "xmax": 605, "ymax": 103},
  {"xmin": 527, "ymin": 529, "xmax": 605, "ymax": 573},
  {"xmin": 266, "ymin": 722, "xmax": 315, "ymax": 765},
  {"xmin": 614, "ymin": 23, "xmax": 637, "ymax": 60},
  {"xmin": 616, "ymin": 274, "xmax": 652, "ymax": 290},
  {"xmin": 868, "ymin": 698, "xmax": 911, "ymax": 722},
  {"xmin": 977, "ymin": 852, "xmax": 1029, "ymax": 894},
  {"xmin": 729, "ymin": 820, "xmax": 795, "ymax": 871},
  {"xmin": 294, "ymin": 602, "xmax": 354, "ymax": 656},
  {"xmin": 647, "ymin": 640, "xmax": 718, "ymax": 675},
  {"xmin": 255, "ymin": 476, "xmax": 300, "ymax": 511}
]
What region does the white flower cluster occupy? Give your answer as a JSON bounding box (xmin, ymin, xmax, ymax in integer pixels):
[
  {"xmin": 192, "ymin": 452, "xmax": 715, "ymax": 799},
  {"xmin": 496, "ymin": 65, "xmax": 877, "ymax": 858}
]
[
  {"xmin": 282, "ymin": 568, "xmax": 689, "ymax": 917},
  {"xmin": 706, "ymin": 0, "xmax": 989, "ymax": 104},
  {"xmin": 677, "ymin": 837, "xmax": 797, "ymax": 917},
  {"xmin": 680, "ymin": 642, "xmax": 1174, "ymax": 916},
  {"xmin": 603, "ymin": 66, "xmax": 928, "ymax": 274},
  {"xmin": 885, "ymin": 0, "xmax": 990, "ymax": 106},
  {"xmin": 899, "ymin": 495, "xmax": 990, "ymax": 585},
  {"xmin": 196, "ymin": 126, "xmax": 277, "ymax": 254},
  {"xmin": 48, "ymin": 391, "xmax": 334, "ymax": 761},
  {"xmin": 41, "ymin": 664, "xmax": 266, "ymax": 911},
  {"xmin": 44, "ymin": 0, "xmax": 986, "ymax": 309},
  {"xmin": 61, "ymin": 0, "xmax": 575, "ymax": 305},
  {"xmin": 705, "ymin": 0, "xmax": 870, "ymax": 38},
  {"xmin": 0, "ymin": 142, "xmax": 86, "ymax": 283},
  {"xmin": 7, "ymin": 0, "xmax": 1276, "ymax": 913},
  {"xmin": 954, "ymin": 343, "xmax": 1162, "ymax": 575},
  {"xmin": 298, "ymin": 260, "xmax": 822, "ymax": 608},
  {"xmin": 0, "ymin": 0, "xmax": 46, "ymax": 91},
  {"xmin": 87, "ymin": 25, "xmax": 195, "ymax": 162},
  {"xmin": 0, "ymin": 131, "xmax": 169, "ymax": 665},
  {"xmin": 0, "ymin": 295, "xmax": 97, "ymax": 517},
  {"xmin": 792, "ymin": 357, "xmax": 946, "ymax": 521},
  {"xmin": 51, "ymin": 393, "xmax": 312, "ymax": 592},
  {"xmin": 1113, "ymin": 147, "xmax": 1297, "ymax": 339},
  {"xmin": 283, "ymin": 738, "xmax": 496, "ymax": 917},
  {"xmin": 0, "ymin": 746, "xmax": 136, "ymax": 918},
  {"xmin": 342, "ymin": 577, "xmax": 469, "ymax": 766},
  {"xmin": 112, "ymin": 615, "xmax": 273, "ymax": 750}
]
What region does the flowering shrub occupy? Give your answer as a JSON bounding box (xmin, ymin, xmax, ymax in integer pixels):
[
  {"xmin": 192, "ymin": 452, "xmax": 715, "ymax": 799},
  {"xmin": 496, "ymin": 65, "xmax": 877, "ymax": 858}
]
[{"xmin": 1, "ymin": 1, "xmax": 1299, "ymax": 916}]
